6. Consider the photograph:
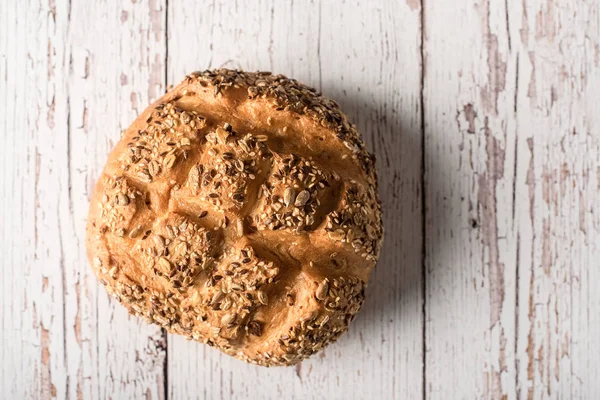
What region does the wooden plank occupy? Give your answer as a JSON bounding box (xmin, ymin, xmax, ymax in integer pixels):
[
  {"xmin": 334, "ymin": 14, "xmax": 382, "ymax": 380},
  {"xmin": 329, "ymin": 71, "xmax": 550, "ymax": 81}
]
[
  {"xmin": 423, "ymin": 0, "xmax": 519, "ymax": 398},
  {"xmin": 514, "ymin": 1, "xmax": 600, "ymax": 398},
  {"xmin": 66, "ymin": 0, "xmax": 167, "ymax": 399},
  {"xmin": 166, "ymin": 0, "xmax": 423, "ymax": 399},
  {"xmin": 0, "ymin": 0, "xmax": 70, "ymax": 398},
  {"xmin": 0, "ymin": 0, "xmax": 168, "ymax": 398},
  {"xmin": 425, "ymin": 0, "xmax": 600, "ymax": 398}
]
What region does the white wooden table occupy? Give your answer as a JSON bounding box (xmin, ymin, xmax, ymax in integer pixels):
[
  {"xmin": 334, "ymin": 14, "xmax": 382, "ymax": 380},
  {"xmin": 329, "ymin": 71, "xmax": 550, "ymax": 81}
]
[{"xmin": 2, "ymin": 0, "xmax": 599, "ymax": 398}]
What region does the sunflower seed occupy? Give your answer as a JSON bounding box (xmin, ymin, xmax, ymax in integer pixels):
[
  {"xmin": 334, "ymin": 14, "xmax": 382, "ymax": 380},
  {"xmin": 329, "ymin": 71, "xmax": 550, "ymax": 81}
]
[
  {"xmin": 215, "ymin": 127, "xmax": 228, "ymax": 144},
  {"xmin": 283, "ymin": 187, "xmax": 296, "ymax": 207},
  {"xmin": 236, "ymin": 219, "xmax": 244, "ymax": 238},
  {"xmin": 153, "ymin": 235, "xmax": 165, "ymax": 251},
  {"xmin": 211, "ymin": 291, "xmax": 225, "ymax": 305},
  {"xmin": 221, "ymin": 313, "xmax": 235, "ymax": 326},
  {"xmin": 255, "ymin": 134, "xmax": 268, "ymax": 142},
  {"xmin": 315, "ymin": 280, "xmax": 329, "ymax": 301},
  {"xmin": 220, "ymin": 297, "xmax": 232, "ymax": 311},
  {"xmin": 148, "ymin": 160, "xmax": 160, "ymax": 176},
  {"xmin": 294, "ymin": 190, "xmax": 310, "ymax": 207},
  {"xmin": 157, "ymin": 257, "xmax": 171, "ymax": 273},
  {"xmin": 164, "ymin": 154, "xmax": 176, "ymax": 169}
]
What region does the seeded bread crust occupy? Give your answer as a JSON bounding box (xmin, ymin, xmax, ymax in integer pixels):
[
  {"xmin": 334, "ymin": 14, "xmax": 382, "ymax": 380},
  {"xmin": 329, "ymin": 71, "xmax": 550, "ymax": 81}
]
[{"xmin": 86, "ymin": 69, "xmax": 383, "ymax": 366}]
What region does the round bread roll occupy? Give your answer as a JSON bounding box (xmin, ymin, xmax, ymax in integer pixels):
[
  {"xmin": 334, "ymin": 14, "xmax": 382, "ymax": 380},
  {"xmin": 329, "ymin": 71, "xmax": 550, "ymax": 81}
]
[{"xmin": 86, "ymin": 69, "xmax": 383, "ymax": 366}]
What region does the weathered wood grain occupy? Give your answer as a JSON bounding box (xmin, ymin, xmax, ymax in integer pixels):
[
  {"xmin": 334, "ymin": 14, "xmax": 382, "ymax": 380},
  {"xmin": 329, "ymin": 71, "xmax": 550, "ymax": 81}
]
[
  {"xmin": 68, "ymin": 1, "xmax": 168, "ymax": 398},
  {"xmin": 424, "ymin": 0, "xmax": 600, "ymax": 399},
  {"xmin": 1, "ymin": 0, "xmax": 167, "ymax": 398},
  {"xmin": 0, "ymin": 1, "xmax": 71, "ymax": 397},
  {"xmin": 424, "ymin": 0, "xmax": 519, "ymax": 398},
  {"xmin": 166, "ymin": 0, "xmax": 423, "ymax": 399},
  {"xmin": 514, "ymin": 1, "xmax": 600, "ymax": 399}
]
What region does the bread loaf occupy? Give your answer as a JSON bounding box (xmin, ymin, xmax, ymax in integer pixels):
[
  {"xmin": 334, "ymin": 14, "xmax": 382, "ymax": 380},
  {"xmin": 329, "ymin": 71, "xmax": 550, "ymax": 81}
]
[{"xmin": 86, "ymin": 69, "xmax": 383, "ymax": 366}]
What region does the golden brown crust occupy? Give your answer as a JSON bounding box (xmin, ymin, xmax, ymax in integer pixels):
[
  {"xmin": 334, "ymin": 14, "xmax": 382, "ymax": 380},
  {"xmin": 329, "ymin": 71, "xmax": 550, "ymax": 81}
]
[{"xmin": 86, "ymin": 69, "xmax": 383, "ymax": 366}]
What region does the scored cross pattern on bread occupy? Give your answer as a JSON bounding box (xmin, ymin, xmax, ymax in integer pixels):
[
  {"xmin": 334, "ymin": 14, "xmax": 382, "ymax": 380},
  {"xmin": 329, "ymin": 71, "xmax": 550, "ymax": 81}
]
[{"xmin": 86, "ymin": 69, "xmax": 383, "ymax": 366}]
